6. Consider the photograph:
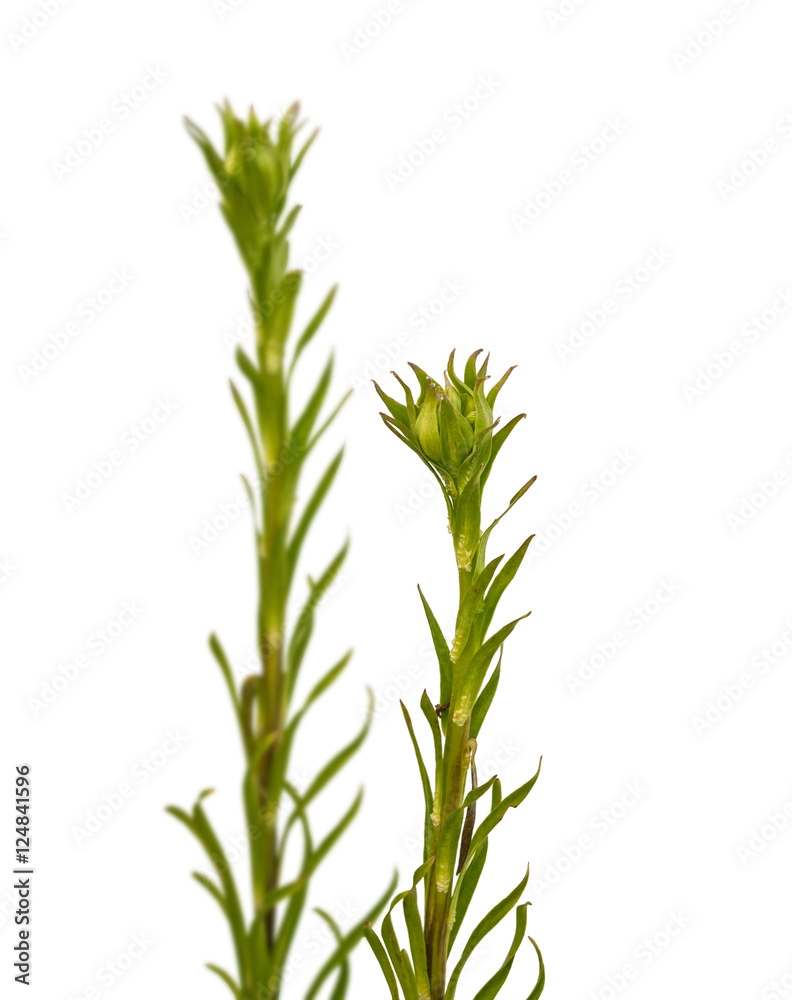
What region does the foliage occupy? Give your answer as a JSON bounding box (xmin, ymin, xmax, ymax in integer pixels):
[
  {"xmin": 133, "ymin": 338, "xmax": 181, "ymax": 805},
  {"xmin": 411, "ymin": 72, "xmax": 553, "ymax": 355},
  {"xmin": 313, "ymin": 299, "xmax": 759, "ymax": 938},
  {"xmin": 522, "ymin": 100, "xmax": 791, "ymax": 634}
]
[
  {"xmin": 367, "ymin": 352, "xmax": 544, "ymax": 1000},
  {"xmin": 168, "ymin": 102, "xmax": 392, "ymax": 1000}
]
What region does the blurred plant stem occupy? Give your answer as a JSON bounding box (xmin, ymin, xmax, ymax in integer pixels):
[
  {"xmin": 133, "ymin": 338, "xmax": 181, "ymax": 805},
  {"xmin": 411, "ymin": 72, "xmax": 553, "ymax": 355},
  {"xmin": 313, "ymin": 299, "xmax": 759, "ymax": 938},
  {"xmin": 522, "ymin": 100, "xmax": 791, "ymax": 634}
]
[{"xmin": 168, "ymin": 101, "xmax": 392, "ymax": 1000}]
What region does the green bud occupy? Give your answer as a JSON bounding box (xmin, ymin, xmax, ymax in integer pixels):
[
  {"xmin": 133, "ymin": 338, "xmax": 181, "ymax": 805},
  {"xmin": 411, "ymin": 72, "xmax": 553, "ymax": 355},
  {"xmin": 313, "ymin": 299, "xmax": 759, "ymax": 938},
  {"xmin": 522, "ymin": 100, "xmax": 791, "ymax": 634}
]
[
  {"xmin": 443, "ymin": 373, "xmax": 462, "ymax": 411},
  {"xmin": 414, "ymin": 381, "xmax": 444, "ymax": 463},
  {"xmin": 439, "ymin": 396, "xmax": 475, "ymax": 469},
  {"xmin": 378, "ymin": 350, "xmax": 521, "ymax": 503}
]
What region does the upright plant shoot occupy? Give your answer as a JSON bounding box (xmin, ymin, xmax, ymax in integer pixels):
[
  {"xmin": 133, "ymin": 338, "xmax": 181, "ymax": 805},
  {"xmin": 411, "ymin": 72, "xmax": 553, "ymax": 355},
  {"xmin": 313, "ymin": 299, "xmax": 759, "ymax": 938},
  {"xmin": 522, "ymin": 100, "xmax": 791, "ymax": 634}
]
[
  {"xmin": 168, "ymin": 103, "xmax": 392, "ymax": 1000},
  {"xmin": 365, "ymin": 351, "xmax": 544, "ymax": 1000}
]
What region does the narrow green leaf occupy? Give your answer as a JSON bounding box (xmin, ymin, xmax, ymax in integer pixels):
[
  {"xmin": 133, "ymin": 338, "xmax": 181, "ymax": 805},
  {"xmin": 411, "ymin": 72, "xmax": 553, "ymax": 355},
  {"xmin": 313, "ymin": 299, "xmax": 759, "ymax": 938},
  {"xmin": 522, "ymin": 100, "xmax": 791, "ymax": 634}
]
[
  {"xmin": 206, "ymin": 963, "xmax": 242, "ymax": 999},
  {"xmin": 446, "ymin": 349, "xmax": 473, "ymax": 398},
  {"xmin": 229, "ymin": 380, "xmax": 264, "ymax": 482},
  {"xmin": 464, "ymin": 349, "xmax": 484, "ymax": 386},
  {"xmin": 470, "ymin": 655, "xmax": 501, "ymax": 741},
  {"xmin": 304, "ymin": 871, "xmax": 399, "ymax": 1000},
  {"xmin": 445, "ymin": 866, "xmax": 531, "ymax": 1000},
  {"xmin": 403, "ymin": 887, "xmax": 431, "ymax": 1000},
  {"xmin": 419, "ymin": 690, "xmax": 444, "ymax": 794},
  {"xmin": 286, "ymin": 447, "xmax": 344, "ymax": 589},
  {"xmin": 290, "ymin": 284, "xmax": 337, "ymax": 374},
  {"xmin": 470, "ymin": 903, "xmax": 528, "ymax": 1000},
  {"xmin": 374, "ymin": 381, "xmax": 410, "ymax": 426},
  {"xmin": 191, "ymin": 799, "xmax": 250, "ymax": 988},
  {"xmin": 289, "ymin": 650, "xmax": 352, "ymax": 729},
  {"xmin": 526, "ymin": 937, "xmax": 546, "ymax": 1000},
  {"xmin": 184, "ymin": 116, "xmax": 224, "ymax": 173},
  {"xmin": 270, "ymin": 651, "xmax": 353, "ymax": 809},
  {"xmin": 291, "ymin": 353, "xmax": 333, "ymax": 451},
  {"xmin": 382, "ymin": 910, "xmax": 420, "ymax": 1000},
  {"xmin": 364, "ymin": 925, "xmax": 401, "ymax": 1000},
  {"xmin": 192, "ymin": 872, "xmax": 228, "ymax": 917},
  {"xmin": 306, "ymin": 389, "xmax": 351, "ymax": 454},
  {"xmin": 235, "ymin": 347, "xmax": 261, "ymax": 386},
  {"xmin": 492, "ymin": 777, "xmax": 503, "ymax": 809},
  {"xmin": 466, "ymin": 758, "xmax": 542, "ymax": 862},
  {"xmin": 165, "ymin": 804, "xmax": 194, "ymax": 830},
  {"xmin": 392, "ymin": 371, "xmax": 417, "ymax": 426},
  {"xmin": 407, "ymin": 362, "xmax": 430, "ymax": 404},
  {"xmin": 271, "ymin": 789, "xmax": 314, "ymax": 975},
  {"xmin": 401, "ymin": 701, "xmax": 434, "ymax": 862},
  {"xmin": 479, "ymin": 477, "xmax": 536, "ymax": 555},
  {"xmin": 417, "ymin": 586, "xmax": 452, "ymax": 707},
  {"xmin": 461, "ymin": 773, "xmax": 498, "ymax": 810},
  {"xmin": 290, "ymin": 126, "xmax": 319, "ymax": 180},
  {"xmin": 447, "ymin": 840, "xmax": 488, "ymax": 953},
  {"xmin": 300, "ymin": 692, "xmax": 372, "ymax": 807},
  {"xmin": 208, "ymin": 634, "xmax": 248, "ymax": 752},
  {"xmin": 480, "ymin": 536, "xmax": 534, "ymax": 638},
  {"xmin": 328, "ymin": 961, "xmax": 349, "ymax": 1000},
  {"xmin": 508, "ymin": 478, "xmax": 536, "ymax": 510},
  {"xmin": 376, "ymin": 859, "xmax": 435, "ymax": 1000},
  {"xmin": 239, "ymin": 474, "xmax": 260, "ymax": 534},
  {"xmin": 287, "ymin": 540, "xmax": 349, "ymax": 697},
  {"xmin": 481, "ymin": 414, "xmax": 526, "ymax": 491},
  {"xmin": 278, "ymin": 203, "xmax": 302, "ymax": 241},
  {"xmin": 485, "ymin": 366, "xmax": 517, "ymax": 409},
  {"xmin": 459, "ymin": 614, "xmax": 531, "ymax": 713},
  {"xmin": 265, "ymin": 791, "xmax": 363, "ymax": 911},
  {"xmin": 380, "ymin": 413, "xmax": 456, "ymax": 524},
  {"xmin": 314, "ymin": 909, "xmax": 349, "ymax": 1000}
]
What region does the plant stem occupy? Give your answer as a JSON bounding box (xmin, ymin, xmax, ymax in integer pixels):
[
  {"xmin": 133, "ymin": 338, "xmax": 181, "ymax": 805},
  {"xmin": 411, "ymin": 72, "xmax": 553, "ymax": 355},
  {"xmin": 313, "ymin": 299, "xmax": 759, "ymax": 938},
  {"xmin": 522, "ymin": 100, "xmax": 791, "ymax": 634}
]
[
  {"xmin": 171, "ymin": 104, "xmax": 388, "ymax": 1000},
  {"xmin": 368, "ymin": 352, "xmax": 543, "ymax": 1000},
  {"xmin": 424, "ymin": 518, "xmax": 480, "ymax": 1000}
]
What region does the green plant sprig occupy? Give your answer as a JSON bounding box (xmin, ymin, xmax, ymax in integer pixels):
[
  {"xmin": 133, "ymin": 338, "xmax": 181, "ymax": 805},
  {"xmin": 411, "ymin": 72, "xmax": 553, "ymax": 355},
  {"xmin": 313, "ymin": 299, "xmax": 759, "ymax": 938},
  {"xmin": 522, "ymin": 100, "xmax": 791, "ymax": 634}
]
[
  {"xmin": 167, "ymin": 102, "xmax": 394, "ymax": 1000},
  {"xmin": 366, "ymin": 351, "xmax": 544, "ymax": 1000}
]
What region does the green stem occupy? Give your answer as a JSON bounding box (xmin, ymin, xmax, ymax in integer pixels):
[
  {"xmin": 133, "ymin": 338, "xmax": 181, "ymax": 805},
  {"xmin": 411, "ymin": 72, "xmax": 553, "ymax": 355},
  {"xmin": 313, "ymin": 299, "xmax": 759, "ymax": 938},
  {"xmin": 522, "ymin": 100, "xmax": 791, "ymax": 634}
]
[
  {"xmin": 424, "ymin": 520, "xmax": 480, "ymax": 999},
  {"xmin": 257, "ymin": 434, "xmax": 291, "ymax": 961}
]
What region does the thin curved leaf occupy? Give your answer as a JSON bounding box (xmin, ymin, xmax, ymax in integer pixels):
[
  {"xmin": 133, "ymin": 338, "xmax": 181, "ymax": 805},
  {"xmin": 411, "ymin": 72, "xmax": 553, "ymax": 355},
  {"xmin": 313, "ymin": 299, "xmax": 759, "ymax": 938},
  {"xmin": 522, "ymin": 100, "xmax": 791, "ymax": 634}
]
[
  {"xmin": 192, "ymin": 872, "xmax": 228, "ymax": 918},
  {"xmin": 447, "ymin": 840, "xmax": 488, "ymax": 953},
  {"xmin": 417, "ymin": 586, "xmax": 452, "ymax": 707},
  {"xmin": 286, "ymin": 447, "xmax": 344, "ymax": 589},
  {"xmin": 470, "ymin": 902, "xmax": 528, "ymax": 1000},
  {"xmin": 465, "ymin": 758, "xmax": 542, "ymax": 864},
  {"xmin": 300, "ymin": 692, "xmax": 372, "ymax": 808},
  {"xmin": 470, "ymin": 653, "xmax": 502, "ymax": 741},
  {"xmin": 419, "ymin": 690, "xmax": 444, "ymax": 795},
  {"xmin": 291, "ymin": 354, "xmax": 333, "ymax": 453},
  {"xmin": 364, "ymin": 925, "xmax": 400, "ymax": 1000},
  {"xmin": 403, "ymin": 887, "xmax": 431, "ymax": 999},
  {"xmin": 304, "ymin": 870, "xmax": 400, "ymax": 1000},
  {"xmin": 526, "ymin": 936, "xmax": 546, "ymax": 1000},
  {"xmin": 401, "ymin": 701, "xmax": 434, "ymax": 862},
  {"xmin": 481, "ymin": 414, "xmax": 526, "ymax": 490},
  {"xmin": 287, "ymin": 539, "xmax": 349, "ymax": 696},
  {"xmin": 445, "ymin": 866, "xmax": 531, "ymax": 1000},
  {"xmin": 206, "ymin": 963, "xmax": 242, "ymax": 999},
  {"xmin": 459, "ymin": 615, "xmax": 531, "ymax": 714},
  {"xmin": 229, "ymin": 380, "xmax": 264, "ymax": 482},
  {"xmin": 266, "ymin": 790, "xmax": 363, "ymax": 911},
  {"xmin": 290, "ymin": 284, "xmax": 337, "ymax": 374},
  {"xmin": 480, "ymin": 536, "xmax": 534, "ymax": 637}
]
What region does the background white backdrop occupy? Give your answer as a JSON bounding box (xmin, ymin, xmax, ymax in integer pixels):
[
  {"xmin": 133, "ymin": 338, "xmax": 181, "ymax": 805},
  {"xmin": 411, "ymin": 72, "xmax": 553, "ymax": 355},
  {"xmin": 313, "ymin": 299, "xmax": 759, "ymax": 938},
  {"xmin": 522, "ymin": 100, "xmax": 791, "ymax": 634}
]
[{"xmin": 2, "ymin": 1, "xmax": 792, "ymax": 998}]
